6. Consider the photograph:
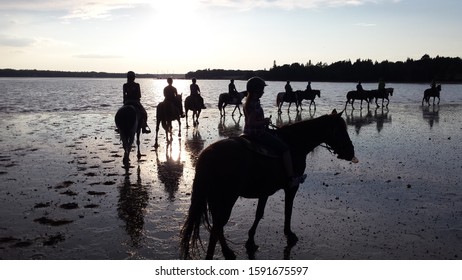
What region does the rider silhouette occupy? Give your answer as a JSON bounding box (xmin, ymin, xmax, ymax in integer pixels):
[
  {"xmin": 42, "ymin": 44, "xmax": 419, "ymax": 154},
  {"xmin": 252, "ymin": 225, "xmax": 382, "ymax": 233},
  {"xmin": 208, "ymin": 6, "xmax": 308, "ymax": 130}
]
[
  {"xmin": 243, "ymin": 77, "xmax": 306, "ymax": 188},
  {"xmin": 190, "ymin": 78, "xmax": 206, "ymax": 109},
  {"xmin": 306, "ymin": 81, "xmax": 312, "ymax": 91},
  {"xmin": 164, "ymin": 77, "xmax": 185, "ymax": 118},
  {"xmin": 356, "ymin": 81, "xmax": 364, "ymax": 92},
  {"xmin": 228, "ymin": 79, "xmax": 239, "ymax": 103},
  {"xmin": 123, "ymin": 71, "xmax": 150, "ymax": 134}
]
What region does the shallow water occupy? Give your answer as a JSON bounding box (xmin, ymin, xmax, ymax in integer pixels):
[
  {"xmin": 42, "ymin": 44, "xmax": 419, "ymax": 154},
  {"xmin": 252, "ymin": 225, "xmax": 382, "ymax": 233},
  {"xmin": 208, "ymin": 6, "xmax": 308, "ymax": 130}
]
[{"xmin": 0, "ymin": 78, "xmax": 461, "ymax": 259}]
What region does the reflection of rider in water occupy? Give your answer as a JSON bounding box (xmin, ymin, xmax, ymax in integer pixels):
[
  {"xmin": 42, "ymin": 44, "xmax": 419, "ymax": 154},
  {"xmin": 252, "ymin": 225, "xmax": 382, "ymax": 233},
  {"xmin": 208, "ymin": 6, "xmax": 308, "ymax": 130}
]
[
  {"xmin": 123, "ymin": 71, "xmax": 150, "ymax": 134},
  {"xmin": 190, "ymin": 78, "xmax": 206, "ymax": 109},
  {"xmin": 164, "ymin": 77, "xmax": 185, "ymax": 118},
  {"xmin": 228, "ymin": 79, "xmax": 239, "ymax": 103},
  {"xmin": 243, "ymin": 77, "xmax": 306, "ymax": 188}
]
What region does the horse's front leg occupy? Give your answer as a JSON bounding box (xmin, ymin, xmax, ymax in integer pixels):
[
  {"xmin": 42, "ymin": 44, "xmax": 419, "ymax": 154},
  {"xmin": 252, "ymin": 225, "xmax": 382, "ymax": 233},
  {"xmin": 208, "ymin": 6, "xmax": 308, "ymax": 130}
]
[
  {"xmin": 177, "ymin": 119, "xmax": 181, "ymax": 137},
  {"xmin": 246, "ymin": 196, "xmax": 268, "ymax": 257},
  {"xmin": 284, "ymin": 186, "xmax": 299, "ymax": 246}
]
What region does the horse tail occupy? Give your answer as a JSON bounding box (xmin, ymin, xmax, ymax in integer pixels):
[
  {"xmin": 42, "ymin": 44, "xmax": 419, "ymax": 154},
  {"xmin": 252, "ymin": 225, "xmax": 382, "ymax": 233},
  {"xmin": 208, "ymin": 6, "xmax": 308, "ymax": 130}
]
[
  {"xmin": 180, "ymin": 161, "xmax": 211, "ymax": 259},
  {"xmin": 218, "ymin": 94, "xmax": 225, "ymax": 110}
]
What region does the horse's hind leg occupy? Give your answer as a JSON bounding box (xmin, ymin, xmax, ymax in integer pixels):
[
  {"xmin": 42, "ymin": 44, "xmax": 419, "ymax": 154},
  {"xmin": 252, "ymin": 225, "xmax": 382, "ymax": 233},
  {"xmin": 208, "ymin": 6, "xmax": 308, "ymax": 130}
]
[
  {"xmin": 154, "ymin": 119, "xmax": 160, "ymax": 149},
  {"xmin": 246, "ymin": 196, "xmax": 268, "ymax": 256},
  {"xmin": 136, "ymin": 131, "xmax": 141, "ymax": 160}
]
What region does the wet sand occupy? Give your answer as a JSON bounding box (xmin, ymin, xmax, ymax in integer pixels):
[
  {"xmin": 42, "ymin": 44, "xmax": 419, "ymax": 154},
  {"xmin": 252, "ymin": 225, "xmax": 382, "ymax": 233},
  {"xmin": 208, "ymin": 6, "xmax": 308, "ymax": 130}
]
[{"xmin": 0, "ymin": 103, "xmax": 461, "ymax": 259}]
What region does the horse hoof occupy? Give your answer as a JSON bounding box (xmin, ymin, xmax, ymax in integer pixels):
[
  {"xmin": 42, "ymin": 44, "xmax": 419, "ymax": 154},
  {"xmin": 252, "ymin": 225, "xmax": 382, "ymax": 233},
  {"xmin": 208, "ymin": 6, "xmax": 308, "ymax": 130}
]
[{"xmin": 286, "ymin": 232, "xmax": 299, "ymax": 247}]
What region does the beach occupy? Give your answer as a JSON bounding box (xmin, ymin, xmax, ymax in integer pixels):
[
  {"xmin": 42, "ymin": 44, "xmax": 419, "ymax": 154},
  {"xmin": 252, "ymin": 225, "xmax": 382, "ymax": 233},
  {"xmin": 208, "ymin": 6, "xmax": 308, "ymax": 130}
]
[{"xmin": 0, "ymin": 79, "xmax": 461, "ymax": 259}]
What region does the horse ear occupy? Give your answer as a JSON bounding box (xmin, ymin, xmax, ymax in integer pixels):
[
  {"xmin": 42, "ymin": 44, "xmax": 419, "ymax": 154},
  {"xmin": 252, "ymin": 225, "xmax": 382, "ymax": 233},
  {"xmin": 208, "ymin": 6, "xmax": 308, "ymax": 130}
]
[{"xmin": 331, "ymin": 109, "xmax": 344, "ymax": 117}]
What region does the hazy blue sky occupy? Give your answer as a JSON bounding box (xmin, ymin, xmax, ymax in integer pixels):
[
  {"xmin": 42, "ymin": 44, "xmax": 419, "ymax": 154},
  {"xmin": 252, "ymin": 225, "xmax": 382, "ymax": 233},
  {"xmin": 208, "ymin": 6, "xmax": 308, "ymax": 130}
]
[{"xmin": 1, "ymin": 0, "xmax": 460, "ymax": 73}]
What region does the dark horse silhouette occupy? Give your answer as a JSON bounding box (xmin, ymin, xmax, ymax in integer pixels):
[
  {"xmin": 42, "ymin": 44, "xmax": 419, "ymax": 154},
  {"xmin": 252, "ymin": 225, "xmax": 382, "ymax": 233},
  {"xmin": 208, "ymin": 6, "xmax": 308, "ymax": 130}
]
[
  {"xmin": 276, "ymin": 91, "xmax": 301, "ymax": 114},
  {"xmin": 154, "ymin": 95, "xmax": 183, "ymax": 148},
  {"xmin": 345, "ymin": 90, "xmax": 374, "ymax": 110},
  {"xmin": 180, "ymin": 110, "xmax": 358, "ymax": 259},
  {"xmin": 184, "ymin": 95, "xmax": 202, "ymax": 128},
  {"xmin": 422, "ymin": 85, "xmax": 441, "ymax": 106},
  {"xmin": 218, "ymin": 91, "xmax": 248, "ymax": 117},
  {"xmin": 298, "ymin": 89, "xmax": 321, "ymax": 110},
  {"xmin": 371, "ymin": 88, "xmax": 394, "ymax": 108},
  {"xmin": 115, "ymin": 104, "xmax": 142, "ymax": 167}
]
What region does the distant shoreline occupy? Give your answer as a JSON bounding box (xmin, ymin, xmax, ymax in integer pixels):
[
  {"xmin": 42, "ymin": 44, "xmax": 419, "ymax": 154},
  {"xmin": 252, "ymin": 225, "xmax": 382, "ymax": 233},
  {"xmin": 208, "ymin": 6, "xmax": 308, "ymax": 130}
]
[{"xmin": 2, "ymin": 55, "xmax": 462, "ymax": 83}]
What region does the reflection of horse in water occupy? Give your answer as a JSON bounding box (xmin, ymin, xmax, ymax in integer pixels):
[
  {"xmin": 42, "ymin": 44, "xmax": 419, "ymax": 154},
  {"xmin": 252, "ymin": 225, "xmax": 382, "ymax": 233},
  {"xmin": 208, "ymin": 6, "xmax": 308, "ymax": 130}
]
[
  {"xmin": 156, "ymin": 148, "xmax": 184, "ymax": 201},
  {"xmin": 115, "ymin": 104, "xmax": 142, "ymax": 167},
  {"xmin": 117, "ymin": 166, "xmax": 148, "ymax": 247},
  {"xmin": 155, "ymin": 95, "xmax": 183, "ymax": 148},
  {"xmin": 217, "ymin": 115, "xmax": 242, "ymax": 138},
  {"xmin": 184, "ymin": 95, "xmax": 202, "ymax": 128},
  {"xmin": 275, "ymin": 111, "xmax": 303, "ymax": 127},
  {"xmin": 345, "ymin": 107, "xmax": 391, "ymax": 134},
  {"xmin": 180, "ymin": 110, "xmax": 358, "ymax": 260},
  {"xmin": 422, "ymin": 105, "xmax": 439, "ymax": 128},
  {"xmin": 185, "ymin": 130, "xmax": 205, "ymax": 166},
  {"xmin": 372, "ymin": 88, "xmax": 394, "ymax": 108},
  {"xmin": 422, "ymin": 85, "xmax": 441, "ymax": 106},
  {"xmin": 345, "ymin": 90, "xmax": 374, "ymax": 110},
  {"xmin": 298, "ymin": 89, "xmax": 321, "ymax": 110},
  {"xmin": 276, "ymin": 91, "xmax": 301, "ymax": 114},
  {"xmin": 218, "ymin": 91, "xmax": 247, "ymax": 117}
]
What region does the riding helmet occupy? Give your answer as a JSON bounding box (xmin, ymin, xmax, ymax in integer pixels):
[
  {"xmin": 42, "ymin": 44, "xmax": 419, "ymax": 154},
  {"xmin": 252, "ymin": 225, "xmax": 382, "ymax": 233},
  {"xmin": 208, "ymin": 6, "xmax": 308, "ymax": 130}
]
[{"xmin": 246, "ymin": 76, "xmax": 267, "ymax": 92}]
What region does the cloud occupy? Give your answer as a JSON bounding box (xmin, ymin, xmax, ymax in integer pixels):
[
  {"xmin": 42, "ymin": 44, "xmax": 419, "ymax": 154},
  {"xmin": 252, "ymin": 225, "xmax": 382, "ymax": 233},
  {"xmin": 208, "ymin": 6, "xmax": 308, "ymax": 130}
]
[
  {"xmin": 200, "ymin": 0, "xmax": 399, "ymax": 10},
  {"xmin": 0, "ymin": 34, "xmax": 35, "ymax": 47},
  {"xmin": 73, "ymin": 54, "xmax": 123, "ymax": 59}
]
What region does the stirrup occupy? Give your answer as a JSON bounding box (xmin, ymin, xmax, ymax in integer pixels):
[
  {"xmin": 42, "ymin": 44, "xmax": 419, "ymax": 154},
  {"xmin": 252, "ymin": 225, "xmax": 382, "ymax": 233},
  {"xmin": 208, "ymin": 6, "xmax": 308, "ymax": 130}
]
[{"xmin": 142, "ymin": 127, "xmax": 151, "ymax": 134}]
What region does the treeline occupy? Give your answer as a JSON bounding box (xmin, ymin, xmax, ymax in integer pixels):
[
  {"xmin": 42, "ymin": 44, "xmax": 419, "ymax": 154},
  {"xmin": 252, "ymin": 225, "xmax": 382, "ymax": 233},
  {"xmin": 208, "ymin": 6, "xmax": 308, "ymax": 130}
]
[
  {"xmin": 2, "ymin": 55, "xmax": 461, "ymax": 82},
  {"xmin": 0, "ymin": 69, "xmax": 184, "ymax": 79},
  {"xmin": 186, "ymin": 55, "xmax": 462, "ymax": 83}
]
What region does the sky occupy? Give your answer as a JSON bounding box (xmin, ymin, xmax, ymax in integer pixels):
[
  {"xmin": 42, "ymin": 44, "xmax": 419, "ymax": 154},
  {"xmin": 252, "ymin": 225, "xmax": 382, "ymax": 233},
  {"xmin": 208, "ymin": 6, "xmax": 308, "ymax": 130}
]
[{"xmin": 0, "ymin": 0, "xmax": 461, "ymax": 74}]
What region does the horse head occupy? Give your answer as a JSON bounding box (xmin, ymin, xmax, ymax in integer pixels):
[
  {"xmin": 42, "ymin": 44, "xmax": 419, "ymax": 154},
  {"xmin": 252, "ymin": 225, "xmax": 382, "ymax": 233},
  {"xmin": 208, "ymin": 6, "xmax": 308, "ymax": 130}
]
[{"xmin": 324, "ymin": 109, "xmax": 358, "ymax": 163}]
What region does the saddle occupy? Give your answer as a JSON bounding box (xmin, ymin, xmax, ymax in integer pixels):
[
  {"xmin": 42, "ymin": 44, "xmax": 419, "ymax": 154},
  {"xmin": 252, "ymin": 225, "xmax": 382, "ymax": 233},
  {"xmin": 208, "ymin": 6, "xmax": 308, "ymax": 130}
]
[{"xmin": 234, "ymin": 135, "xmax": 279, "ymax": 158}]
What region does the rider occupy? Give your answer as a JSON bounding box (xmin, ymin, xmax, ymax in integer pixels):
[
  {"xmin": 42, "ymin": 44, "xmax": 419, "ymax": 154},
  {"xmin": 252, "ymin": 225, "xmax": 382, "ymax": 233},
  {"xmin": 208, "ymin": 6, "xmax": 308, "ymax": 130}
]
[
  {"xmin": 123, "ymin": 71, "xmax": 150, "ymax": 134},
  {"xmin": 163, "ymin": 77, "xmax": 185, "ymax": 118},
  {"xmin": 356, "ymin": 81, "xmax": 364, "ymax": 92},
  {"xmin": 306, "ymin": 81, "xmax": 312, "ymax": 91},
  {"xmin": 228, "ymin": 79, "xmax": 239, "ymax": 103},
  {"xmin": 378, "ymin": 79, "xmax": 385, "ymax": 94},
  {"xmin": 190, "ymin": 78, "xmax": 206, "ymax": 109},
  {"xmin": 243, "ymin": 76, "xmax": 306, "ymax": 188}
]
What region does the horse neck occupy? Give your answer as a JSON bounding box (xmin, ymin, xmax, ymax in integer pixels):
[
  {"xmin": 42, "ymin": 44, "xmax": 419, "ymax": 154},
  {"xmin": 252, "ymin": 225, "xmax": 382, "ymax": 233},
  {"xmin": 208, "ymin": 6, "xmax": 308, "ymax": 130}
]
[{"xmin": 278, "ymin": 116, "xmax": 331, "ymax": 155}]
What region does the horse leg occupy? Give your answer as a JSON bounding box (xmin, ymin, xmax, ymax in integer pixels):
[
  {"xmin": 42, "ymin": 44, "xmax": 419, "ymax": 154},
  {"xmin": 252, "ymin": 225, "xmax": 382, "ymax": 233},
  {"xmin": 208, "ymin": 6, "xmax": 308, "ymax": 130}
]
[
  {"xmin": 177, "ymin": 119, "xmax": 181, "ymax": 137},
  {"xmin": 154, "ymin": 119, "xmax": 161, "ymax": 149},
  {"xmin": 246, "ymin": 196, "xmax": 268, "ymax": 256},
  {"xmin": 136, "ymin": 131, "xmax": 141, "ymax": 160},
  {"xmin": 185, "ymin": 109, "xmax": 190, "ymax": 128},
  {"xmin": 284, "ymin": 186, "xmax": 299, "ymax": 246}
]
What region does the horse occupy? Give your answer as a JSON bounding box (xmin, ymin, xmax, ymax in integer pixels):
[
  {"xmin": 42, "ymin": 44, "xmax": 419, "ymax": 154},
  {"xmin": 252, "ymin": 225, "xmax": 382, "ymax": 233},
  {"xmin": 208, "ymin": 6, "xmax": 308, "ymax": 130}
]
[
  {"xmin": 115, "ymin": 104, "xmax": 142, "ymax": 167},
  {"xmin": 422, "ymin": 85, "xmax": 441, "ymax": 106},
  {"xmin": 372, "ymin": 88, "xmax": 394, "ymax": 108},
  {"xmin": 345, "ymin": 90, "xmax": 374, "ymax": 110},
  {"xmin": 276, "ymin": 91, "xmax": 301, "ymax": 114},
  {"xmin": 180, "ymin": 109, "xmax": 358, "ymax": 260},
  {"xmin": 218, "ymin": 91, "xmax": 247, "ymax": 117},
  {"xmin": 184, "ymin": 95, "xmax": 202, "ymax": 128},
  {"xmin": 298, "ymin": 89, "xmax": 321, "ymax": 110},
  {"xmin": 154, "ymin": 94, "xmax": 183, "ymax": 148}
]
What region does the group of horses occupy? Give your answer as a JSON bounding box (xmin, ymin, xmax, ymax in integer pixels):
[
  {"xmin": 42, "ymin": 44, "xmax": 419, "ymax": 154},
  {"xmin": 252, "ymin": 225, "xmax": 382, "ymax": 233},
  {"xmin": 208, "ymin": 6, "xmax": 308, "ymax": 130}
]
[{"xmin": 114, "ymin": 83, "xmax": 441, "ymax": 259}]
